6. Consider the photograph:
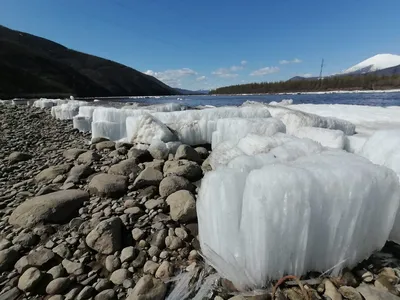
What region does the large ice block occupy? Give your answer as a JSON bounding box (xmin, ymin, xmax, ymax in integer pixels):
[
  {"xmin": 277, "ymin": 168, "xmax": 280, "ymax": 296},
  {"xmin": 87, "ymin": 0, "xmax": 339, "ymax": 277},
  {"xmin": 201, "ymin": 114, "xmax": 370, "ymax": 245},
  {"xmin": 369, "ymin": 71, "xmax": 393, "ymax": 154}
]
[
  {"xmin": 211, "ymin": 118, "xmax": 286, "ymax": 149},
  {"xmin": 292, "ymin": 127, "xmax": 345, "ymax": 149},
  {"xmin": 152, "ymin": 106, "xmax": 272, "ymax": 145},
  {"xmin": 209, "ymin": 133, "xmax": 322, "ymax": 169},
  {"xmin": 243, "ymin": 101, "xmax": 355, "ymax": 135},
  {"xmin": 198, "ymin": 151, "xmax": 400, "ymax": 290},
  {"xmin": 126, "ymin": 114, "xmax": 178, "ymax": 144},
  {"xmin": 290, "ymin": 104, "xmax": 400, "ymax": 135}
]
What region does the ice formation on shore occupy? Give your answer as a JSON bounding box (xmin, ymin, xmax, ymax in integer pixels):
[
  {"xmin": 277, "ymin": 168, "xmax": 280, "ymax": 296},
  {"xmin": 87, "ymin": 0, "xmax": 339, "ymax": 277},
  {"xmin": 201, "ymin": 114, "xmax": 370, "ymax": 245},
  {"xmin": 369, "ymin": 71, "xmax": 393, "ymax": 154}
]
[
  {"xmin": 26, "ymin": 97, "xmax": 400, "ymax": 290},
  {"xmin": 211, "ymin": 118, "xmax": 286, "ymax": 149},
  {"xmin": 198, "ymin": 150, "xmax": 400, "ymax": 290}
]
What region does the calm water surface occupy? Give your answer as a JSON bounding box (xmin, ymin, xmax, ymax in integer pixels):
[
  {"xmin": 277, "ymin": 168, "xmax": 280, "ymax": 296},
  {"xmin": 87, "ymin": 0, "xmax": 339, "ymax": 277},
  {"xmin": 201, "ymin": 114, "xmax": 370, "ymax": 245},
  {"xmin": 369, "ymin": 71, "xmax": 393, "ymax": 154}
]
[{"xmin": 120, "ymin": 92, "xmax": 400, "ymax": 107}]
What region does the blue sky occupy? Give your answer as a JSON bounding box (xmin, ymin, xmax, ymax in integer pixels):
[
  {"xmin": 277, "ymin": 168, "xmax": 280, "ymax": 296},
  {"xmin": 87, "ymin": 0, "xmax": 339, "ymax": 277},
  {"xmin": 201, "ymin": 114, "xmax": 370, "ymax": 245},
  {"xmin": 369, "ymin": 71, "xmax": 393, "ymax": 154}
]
[{"xmin": 1, "ymin": 0, "xmax": 400, "ymax": 90}]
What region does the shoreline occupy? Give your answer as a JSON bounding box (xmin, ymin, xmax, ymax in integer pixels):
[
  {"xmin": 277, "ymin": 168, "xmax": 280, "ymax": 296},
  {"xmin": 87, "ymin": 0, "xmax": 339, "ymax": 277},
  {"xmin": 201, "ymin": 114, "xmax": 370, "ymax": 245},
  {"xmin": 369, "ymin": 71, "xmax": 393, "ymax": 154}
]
[{"xmin": 1, "ymin": 103, "xmax": 400, "ymax": 299}]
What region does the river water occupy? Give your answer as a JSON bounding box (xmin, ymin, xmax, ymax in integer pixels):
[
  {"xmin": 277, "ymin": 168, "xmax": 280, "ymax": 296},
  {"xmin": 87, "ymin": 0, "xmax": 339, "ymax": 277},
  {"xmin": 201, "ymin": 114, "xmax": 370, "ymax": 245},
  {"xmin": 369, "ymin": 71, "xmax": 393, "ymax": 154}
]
[{"xmin": 121, "ymin": 92, "xmax": 400, "ymax": 107}]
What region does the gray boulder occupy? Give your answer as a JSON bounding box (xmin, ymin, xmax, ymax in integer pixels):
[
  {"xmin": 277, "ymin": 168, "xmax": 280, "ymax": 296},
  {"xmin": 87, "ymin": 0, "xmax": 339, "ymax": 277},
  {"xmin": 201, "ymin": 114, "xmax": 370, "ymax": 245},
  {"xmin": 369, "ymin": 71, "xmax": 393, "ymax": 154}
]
[
  {"xmin": 65, "ymin": 164, "xmax": 93, "ymax": 184},
  {"xmin": 8, "ymin": 152, "xmax": 32, "ymax": 164},
  {"xmin": 95, "ymin": 289, "xmax": 117, "ymax": 300},
  {"xmin": 175, "ymin": 145, "xmax": 202, "ymax": 163},
  {"xmin": 35, "ymin": 164, "xmax": 72, "ymax": 183},
  {"xmin": 163, "ymin": 160, "xmax": 203, "ymax": 181},
  {"xmin": 127, "ymin": 149, "xmax": 152, "ymax": 163},
  {"xmin": 0, "ymin": 247, "xmax": 20, "ymax": 272},
  {"xmin": 9, "ymin": 190, "xmax": 88, "ymax": 227},
  {"xmin": 133, "ymin": 167, "xmax": 163, "ymax": 190},
  {"xmin": 88, "ymin": 174, "xmax": 128, "ymax": 198},
  {"xmin": 96, "ymin": 141, "xmax": 116, "ymax": 151},
  {"xmin": 159, "ymin": 175, "xmax": 195, "ymax": 198},
  {"xmin": 195, "ymin": 147, "xmax": 209, "ymax": 159},
  {"xmin": 15, "ymin": 248, "xmax": 55, "ymax": 273},
  {"xmin": 108, "ymin": 158, "xmax": 141, "ymax": 177},
  {"xmin": 166, "ymin": 190, "xmax": 197, "ymax": 222},
  {"xmin": 63, "ymin": 148, "xmax": 86, "ymax": 160},
  {"xmin": 77, "ymin": 150, "xmax": 101, "ymax": 165},
  {"xmin": 148, "ymin": 141, "xmax": 169, "ymax": 160},
  {"xmin": 92, "ymin": 137, "xmax": 110, "ymax": 144},
  {"xmin": 86, "ymin": 217, "xmax": 123, "ymax": 254},
  {"xmin": 17, "ymin": 267, "xmax": 43, "ymax": 292},
  {"xmin": 127, "ymin": 275, "xmax": 167, "ymax": 300}
]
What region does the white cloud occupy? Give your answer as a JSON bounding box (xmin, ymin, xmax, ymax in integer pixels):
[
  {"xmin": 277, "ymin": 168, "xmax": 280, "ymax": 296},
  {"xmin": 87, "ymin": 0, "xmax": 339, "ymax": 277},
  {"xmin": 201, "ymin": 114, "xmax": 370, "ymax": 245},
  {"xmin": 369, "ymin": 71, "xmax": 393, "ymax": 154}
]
[
  {"xmin": 212, "ymin": 68, "xmax": 239, "ymax": 78},
  {"xmin": 144, "ymin": 68, "xmax": 197, "ymax": 87},
  {"xmin": 196, "ymin": 76, "xmax": 207, "ymax": 81},
  {"xmin": 212, "ymin": 61, "xmax": 247, "ymax": 78},
  {"xmin": 279, "ymin": 58, "xmax": 302, "ymax": 65},
  {"xmin": 250, "ymin": 66, "xmax": 280, "ymax": 76},
  {"xmin": 302, "ymin": 73, "xmax": 313, "ymax": 78}
]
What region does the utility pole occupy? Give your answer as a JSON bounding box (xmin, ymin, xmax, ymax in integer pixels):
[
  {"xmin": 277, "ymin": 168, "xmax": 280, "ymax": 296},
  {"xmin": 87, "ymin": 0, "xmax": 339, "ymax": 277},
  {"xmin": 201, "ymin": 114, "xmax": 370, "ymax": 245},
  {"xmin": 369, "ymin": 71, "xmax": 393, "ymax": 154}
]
[{"xmin": 319, "ymin": 58, "xmax": 324, "ymax": 80}]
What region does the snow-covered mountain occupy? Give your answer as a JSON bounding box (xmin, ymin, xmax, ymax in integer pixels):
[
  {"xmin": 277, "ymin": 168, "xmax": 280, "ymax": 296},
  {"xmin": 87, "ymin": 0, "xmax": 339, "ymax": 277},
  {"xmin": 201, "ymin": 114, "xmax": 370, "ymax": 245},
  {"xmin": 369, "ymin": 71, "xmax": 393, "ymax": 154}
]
[{"xmin": 342, "ymin": 54, "xmax": 400, "ymax": 74}]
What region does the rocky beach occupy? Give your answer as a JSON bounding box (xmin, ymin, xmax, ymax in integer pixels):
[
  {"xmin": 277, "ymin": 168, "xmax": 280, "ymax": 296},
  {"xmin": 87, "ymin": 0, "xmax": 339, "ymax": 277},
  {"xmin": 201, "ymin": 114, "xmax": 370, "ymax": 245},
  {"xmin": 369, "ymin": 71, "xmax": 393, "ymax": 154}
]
[{"xmin": 1, "ymin": 102, "xmax": 400, "ymax": 300}]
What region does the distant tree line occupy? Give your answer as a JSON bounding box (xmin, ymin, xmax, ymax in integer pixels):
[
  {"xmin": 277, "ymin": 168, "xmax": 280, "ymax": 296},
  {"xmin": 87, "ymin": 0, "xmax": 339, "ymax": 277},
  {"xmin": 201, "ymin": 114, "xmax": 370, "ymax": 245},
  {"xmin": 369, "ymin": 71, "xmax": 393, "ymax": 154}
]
[{"xmin": 210, "ymin": 74, "xmax": 400, "ymax": 94}]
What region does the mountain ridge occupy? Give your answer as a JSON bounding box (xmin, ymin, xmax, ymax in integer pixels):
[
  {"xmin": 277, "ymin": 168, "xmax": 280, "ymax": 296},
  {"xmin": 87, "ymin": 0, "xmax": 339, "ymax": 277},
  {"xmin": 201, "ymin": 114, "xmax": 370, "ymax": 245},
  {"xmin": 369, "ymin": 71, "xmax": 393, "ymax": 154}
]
[{"xmin": 0, "ymin": 25, "xmax": 177, "ymax": 98}]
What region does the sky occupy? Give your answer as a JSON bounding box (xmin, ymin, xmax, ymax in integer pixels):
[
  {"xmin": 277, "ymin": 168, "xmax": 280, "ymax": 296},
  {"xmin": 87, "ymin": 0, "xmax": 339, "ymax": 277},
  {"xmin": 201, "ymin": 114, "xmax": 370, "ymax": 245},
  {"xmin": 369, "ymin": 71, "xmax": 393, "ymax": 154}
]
[{"xmin": 1, "ymin": 0, "xmax": 400, "ymax": 90}]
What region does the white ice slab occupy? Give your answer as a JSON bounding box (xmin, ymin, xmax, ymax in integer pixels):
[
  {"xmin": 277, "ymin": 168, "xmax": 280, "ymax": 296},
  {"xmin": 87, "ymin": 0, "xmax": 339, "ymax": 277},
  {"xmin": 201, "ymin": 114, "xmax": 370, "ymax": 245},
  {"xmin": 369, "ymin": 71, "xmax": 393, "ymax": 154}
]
[
  {"xmin": 211, "ymin": 118, "xmax": 286, "ymax": 149},
  {"xmin": 126, "ymin": 113, "xmax": 178, "ymax": 144},
  {"xmin": 292, "ymin": 127, "xmax": 345, "ymax": 149},
  {"xmin": 198, "ymin": 151, "xmax": 400, "ymax": 290},
  {"xmin": 290, "ymin": 104, "xmax": 400, "ymax": 135}
]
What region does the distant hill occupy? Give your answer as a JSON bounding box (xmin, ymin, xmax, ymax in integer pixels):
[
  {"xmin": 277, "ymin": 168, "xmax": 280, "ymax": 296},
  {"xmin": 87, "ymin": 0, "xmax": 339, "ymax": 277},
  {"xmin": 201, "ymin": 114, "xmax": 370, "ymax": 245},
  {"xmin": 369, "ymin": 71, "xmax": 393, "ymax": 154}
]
[
  {"xmin": 290, "ymin": 54, "xmax": 400, "ymax": 81},
  {"xmin": 174, "ymin": 88, "xmax": 209, "ymax": 95},
  {"xmin": 0, "ymin": 25, "xmax": 176, "ymax": 98}
]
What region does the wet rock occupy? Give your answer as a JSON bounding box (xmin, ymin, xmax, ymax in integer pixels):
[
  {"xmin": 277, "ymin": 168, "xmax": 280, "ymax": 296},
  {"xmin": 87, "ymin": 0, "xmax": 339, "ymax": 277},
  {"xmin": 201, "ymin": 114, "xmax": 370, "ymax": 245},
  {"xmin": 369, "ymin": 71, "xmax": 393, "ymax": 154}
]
[
  {"xmin": 86, "ymin": 217, "xmax": 123, "ymax": 254},
  {"xmin": 127, "ymin": 149, "xmax": 152, "ymax": 163},
  {"xmin": 94, "ymin": 279, "xmax": 113, "ymax": 292},
  {"xmin": 65, "ymin": 164, "xmax": 93, "ymax": 183},
  {"xmin": 35, "ymin": 164, "xmax": 72, "ymax": 183},
  {"xmin": 126, "ymin": 274, "xmax": 166, "ymax": 300},
  {"xmin": 105, "ymin": 255, "xmax": 121, "ymax": 273},
  {"xmin": 96, "ymin": 141, "xmax": 116, "ymax": 151},
  {"xmin": 163, "ymin": 159, "xmax": 203, "ymax": 181},
  {"xmin": 175, "ymin": 144, "xmax": 202, "ymax": 163},
  {"xmin": 95, "ymin": 289, "xmax": 117, "ymax": 300},
  {"xmin": 324, "ymin": 279, "xmax": 342, "ymax": 300},
  {"xmin": 88, "ymin": 174, "xmax": 128, "ymax": 198},
  {"xmin": 155, "ymin": 261, "xmax": 173, "ymax": 280},
  {"xmin": 150, "ymin": 229, "xmax": 167, "ymax": 249},
  {"xmin": 0, "ymin": 287, "xmax": 21, "ymax": 300},
  {"xmin": 121, "ymin": 246, "xmax": 136, "ymax": 263},
  {"xmin": 159, "ymin": 175, "xmax": 195, "ymax": 198},
  {"xmin": 165, "ymin": 236, "xmax": 183, "ymax": 250},
  {"xmin": 338, "ymin": 286, "xmax": 362, "ymax": 300},
  {"xmin": 15, "ymin": 248, "xmax": 55, "ymax": 273},
  {"xmin": 194, "ymin": 147, "xmax": 209, "ymax": 159},
  {"xmin": 132, "ymin": 228, "xmax": 144, "ymax": 241},
  {"xmin": 12, "ymin": 232, "xmax": 39, "ymax": 248},
  {"xmin": 63, "ymin": 148, "xmax": 86, "ymax": 160},
  {"xmin": 374, "ymin": 275, "xmax": 398, "ymax": 295},
  {"xmin": 8, "ymin": 152, "xmax": 32, "ymax": 164},
  {"xmin": 131, "ymin": 251, "xmax": 146, "ymax": 268},
  {"xmin": 357, "ymin": 282, "xmax": 400, "ymax": 300},
  {"xmin": 9, "ymin": 190, "xmax": 88, "ymax": 227},
  {"xmin": 17, "ymin": 267, "xmax": 43, "ymax": 292},
  {"xmin": 77, "ymin": 151, "xmax": 101, "ymax": 165},
  {"xmin": 0, "ymin": 247, "xmax": 20, "ymax": 272},
  {"xmin": 133, "ymin": 167, "xmax": 163, "ymax": 189},
  {"xmin": 108, "ymin": 158, "xmax": 141, "ymax": 177},
  {"xmin": 166, "ymin": 190, "xmax": 197, "ymax": 222},
  {"xmin": 110, "ymin": 269, "xmax": 131, "ymax": 285},
  {"xmin": 46, "ymin": 277, "xmax": 71, "ymax": 295},
  {"xmin": 143, "ymin": 261, "xmax": 159, "ymax": 275},
  {"xmin": 92, "ymin": 137, "xmax": 110, "ymax": 144},
  {"xmin": 76, "ymin": 286, "xmax": 94, "ymax": 300},
  {"xmin": 62, "ymin": 259, "xmax": 84, "ymax": 275}
]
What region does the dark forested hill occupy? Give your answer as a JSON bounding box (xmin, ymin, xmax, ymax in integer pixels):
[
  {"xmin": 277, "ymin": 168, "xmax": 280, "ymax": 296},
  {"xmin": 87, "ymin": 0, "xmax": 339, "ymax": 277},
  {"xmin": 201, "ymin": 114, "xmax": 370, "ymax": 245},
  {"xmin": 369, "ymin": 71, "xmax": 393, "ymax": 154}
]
[
  {"xmin": 211, "ymin": 74, "xmax": 400, "ymax": 94},
  {"xmin": 0, "ymin": 25, "xmax": 176, "ymax": 98}
]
